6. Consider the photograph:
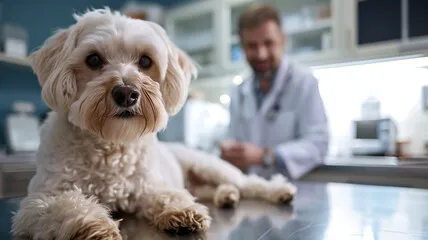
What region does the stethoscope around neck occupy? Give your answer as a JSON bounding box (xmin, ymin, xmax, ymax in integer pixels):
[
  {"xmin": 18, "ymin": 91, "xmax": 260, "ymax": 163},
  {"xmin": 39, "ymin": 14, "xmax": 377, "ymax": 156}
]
[{"xmin": 238, "ymin": 67, "xmax": 292, "ymax": 122}]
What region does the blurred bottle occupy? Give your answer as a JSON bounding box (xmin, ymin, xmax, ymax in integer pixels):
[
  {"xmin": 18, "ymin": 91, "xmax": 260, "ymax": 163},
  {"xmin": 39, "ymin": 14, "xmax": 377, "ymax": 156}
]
[
  {"xmin": 361, "ymin": 95, "xmax": 381, "ymax": 119},
  {"xmin": 322, "ymin": 31, "xmax": 332, "ymax": 50},
  {"xmin": 5, "ymin": 101, "xmax": 40, "ymax": 155}
]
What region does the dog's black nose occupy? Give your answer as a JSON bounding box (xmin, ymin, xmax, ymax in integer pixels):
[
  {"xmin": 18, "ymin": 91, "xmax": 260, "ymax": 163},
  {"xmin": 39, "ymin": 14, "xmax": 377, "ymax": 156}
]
[{"xmin": 112, "ymin": 85, "xmax": 139, "ymax": 107}]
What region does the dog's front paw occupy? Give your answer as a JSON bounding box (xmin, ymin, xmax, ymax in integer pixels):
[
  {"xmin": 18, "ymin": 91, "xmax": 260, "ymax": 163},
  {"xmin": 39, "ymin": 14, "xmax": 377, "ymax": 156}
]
[
  {"xmin": 71, "ymin": 219, "xmax": 122, "ymax": 240},
  {"xmin": 269, "ymin": 189, "xmax": 294, "ymax": 204},
  {"xmin": 266, "ymin": 181, "xmax": 297, "ymax": 205},
  {"xmin": 214, "ymin": 184, "xmax": 240, "ymax": 209},
  {"xmin": 263, "ymin": 174, "xmax": 297, "ymax": 205},
  {"xmin": 154, "ymin": 203, "xmax": 211, "ymax": 234}
]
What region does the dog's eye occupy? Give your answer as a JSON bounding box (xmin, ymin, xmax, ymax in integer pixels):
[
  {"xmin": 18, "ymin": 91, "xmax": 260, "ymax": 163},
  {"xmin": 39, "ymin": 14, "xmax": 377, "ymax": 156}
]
[
  {"xmin": 139, "ymin": 55, "xmax": 152, "ymax": 69},
  {"xmin": 86, "ymin": 53, "xmax": 103, "ymax": 69}
]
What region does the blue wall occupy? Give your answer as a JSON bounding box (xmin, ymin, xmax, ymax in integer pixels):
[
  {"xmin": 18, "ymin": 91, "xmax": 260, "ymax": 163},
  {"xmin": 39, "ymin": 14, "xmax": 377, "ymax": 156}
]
[{"xmin": 0, "ymin": 0, "xmax": 186, "ymax": 147}]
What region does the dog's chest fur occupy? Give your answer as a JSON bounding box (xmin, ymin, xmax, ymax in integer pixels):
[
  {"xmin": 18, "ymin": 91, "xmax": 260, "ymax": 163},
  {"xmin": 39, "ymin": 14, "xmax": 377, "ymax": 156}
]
[
  {"xmin": 31, "ymin": 113, "xmax": 176, "ymax": 213},
  {"xmin": 69, "ymin": 138, "xmax": 150, "ymax": 202}
]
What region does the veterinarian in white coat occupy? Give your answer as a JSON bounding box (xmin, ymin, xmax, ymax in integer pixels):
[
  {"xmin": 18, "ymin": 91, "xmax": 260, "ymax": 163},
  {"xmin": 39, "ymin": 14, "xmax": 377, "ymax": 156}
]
[{"xmin": 220, "ymin": 3, "xmax": 329, "ymax": 180}]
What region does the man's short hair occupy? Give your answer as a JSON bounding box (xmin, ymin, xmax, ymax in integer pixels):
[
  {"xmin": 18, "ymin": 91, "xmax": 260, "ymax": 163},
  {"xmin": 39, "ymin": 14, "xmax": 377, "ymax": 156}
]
[{"xmin": 238, "ymin": 3, "xmax": 282, "ymax": 35}]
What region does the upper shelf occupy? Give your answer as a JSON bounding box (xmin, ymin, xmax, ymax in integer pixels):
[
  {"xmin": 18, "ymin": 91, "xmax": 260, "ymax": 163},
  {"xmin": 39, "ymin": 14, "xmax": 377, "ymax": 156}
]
[
  {"xmin": 0, "ymin": 53, "xmax": 31, "ymax": 67},
  {"xmin": 286, "ymin": 18, "xmax": 332, "ymax": 36}
]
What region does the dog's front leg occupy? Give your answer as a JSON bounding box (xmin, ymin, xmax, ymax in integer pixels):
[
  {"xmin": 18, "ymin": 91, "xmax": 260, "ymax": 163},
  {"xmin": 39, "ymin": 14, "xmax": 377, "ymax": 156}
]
[
  {"xmin": 137, "ymin": 186, "xmax": 211, "ymax": 234},
  {"xmin": 12, "ymin": 188, "xmax": 121, "ymax": 240}
]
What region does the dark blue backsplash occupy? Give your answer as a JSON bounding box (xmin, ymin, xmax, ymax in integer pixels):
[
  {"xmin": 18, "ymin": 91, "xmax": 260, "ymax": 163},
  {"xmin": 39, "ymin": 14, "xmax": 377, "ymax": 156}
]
[{"xmin": 0, "ymin": 0, "xmax": 188, "ymax": 146}]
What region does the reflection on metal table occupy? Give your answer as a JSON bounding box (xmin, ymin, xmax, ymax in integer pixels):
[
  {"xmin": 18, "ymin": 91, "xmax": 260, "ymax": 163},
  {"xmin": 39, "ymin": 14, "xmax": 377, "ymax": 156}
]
[{"xmin": 1, "ymin": 181, "xmax": 428, "ymax": 239}]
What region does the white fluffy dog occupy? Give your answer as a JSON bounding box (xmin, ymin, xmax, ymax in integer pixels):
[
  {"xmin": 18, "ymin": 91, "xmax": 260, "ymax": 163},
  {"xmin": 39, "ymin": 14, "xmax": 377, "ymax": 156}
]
[{"xmin": 11, "ymin": 8, "xmax": 297, "ymax": 240}]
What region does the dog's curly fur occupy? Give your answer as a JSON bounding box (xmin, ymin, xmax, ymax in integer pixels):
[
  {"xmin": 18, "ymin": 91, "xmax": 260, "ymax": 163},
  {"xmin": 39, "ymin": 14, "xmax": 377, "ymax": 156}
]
[{"xmin": 11, "ymin": 8, "xmax": 297, "ymax": 240}]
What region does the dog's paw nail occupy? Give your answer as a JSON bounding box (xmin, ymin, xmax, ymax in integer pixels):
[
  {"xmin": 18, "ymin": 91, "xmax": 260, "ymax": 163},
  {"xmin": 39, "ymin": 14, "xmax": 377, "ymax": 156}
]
[
  {"xmin": 221, "ymin": 201, "xmax": 235, "ymax": 209},
  {"xmin": 278, "ymin": 194, "xmax": 294, "ymax": 204},
  {"xmin": 166, "ymin": 226, "xmax": 194, "ymax": 235},
  {"xmin": 221, "ymin": 203, "xmax": 235, "ymax": 209},
  {"xmin": 215, "ymin": 184, "xmax": 240, "ymax": 209},
  {"xmin": 219, "ymin": 195, "xmax": 238, "ymax": 209}
]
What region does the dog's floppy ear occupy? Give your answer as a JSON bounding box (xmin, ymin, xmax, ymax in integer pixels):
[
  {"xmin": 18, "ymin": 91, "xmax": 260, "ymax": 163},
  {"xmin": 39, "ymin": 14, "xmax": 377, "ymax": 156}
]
[
  {"xmin": 30, "ymin": 27, "xmax": 79, "ymax": 112},
  {"xmin": 149, "ymin": 22, "xmax": 197, "ymax": 116}
]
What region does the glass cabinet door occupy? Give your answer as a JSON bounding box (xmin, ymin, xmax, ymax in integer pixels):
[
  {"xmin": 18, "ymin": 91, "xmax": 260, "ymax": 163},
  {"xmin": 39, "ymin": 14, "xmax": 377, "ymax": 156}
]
[
  {"xmin": 268, "ymin": 0, "xmax": 333, "ymax": 55},
  {"xmin": 229, "ymin": 1, "xmax": 254, "ymax": 64},
  {"xmin": 169, "ymin": 11, "xmax": 215, "ymax": 68}
]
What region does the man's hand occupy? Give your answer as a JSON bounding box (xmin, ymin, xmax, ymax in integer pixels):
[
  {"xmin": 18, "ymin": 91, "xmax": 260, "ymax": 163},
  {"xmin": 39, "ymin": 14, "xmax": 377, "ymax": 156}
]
[{"xmin": 220, "ymin": 141, "xmax": 265, "ymax": 170}]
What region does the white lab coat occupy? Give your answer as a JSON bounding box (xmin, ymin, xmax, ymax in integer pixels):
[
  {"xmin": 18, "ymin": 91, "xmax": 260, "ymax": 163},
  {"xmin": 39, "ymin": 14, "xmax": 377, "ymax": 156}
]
[{"xmin": 229, "ymin": 56, "xmax": 329, "ymax": 180}]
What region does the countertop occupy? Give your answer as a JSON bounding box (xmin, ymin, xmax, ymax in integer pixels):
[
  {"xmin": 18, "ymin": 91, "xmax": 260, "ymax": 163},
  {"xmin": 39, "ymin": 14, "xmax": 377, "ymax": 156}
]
[
  {"xmin": 326, "ymin": 155, "xmax": 428, "ymax": 167},
  {"xmin": 320, "ymin": 156, "xmax": 428, "ymax": 176},
  {"xmin": 1, "ymin": 181, "xmax": 428, "ymax": 239},
  {"xmin": 303, "ymin": 156, "xmax": 428, "ymax": 189},
  {"xmin": 2, "ymin": 152, "xmax": 428, "ymax": 169}
]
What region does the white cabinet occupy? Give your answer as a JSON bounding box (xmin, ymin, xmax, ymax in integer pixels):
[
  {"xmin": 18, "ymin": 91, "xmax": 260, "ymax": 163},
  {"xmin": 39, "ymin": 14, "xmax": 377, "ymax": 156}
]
[
  {"xmin": 166, "ymin": 0, "xmax": 428, "ymax": 83},
  {"xmin": 340, "ymin": 0, "xmax": 428, "ymax": 63},
  {"xmin": 165, "ymin": 0, "xmax": 348, "ymax": 80},
  {"xmin": 165, "ymin": 0, "xmax": 428, "ymax": 106}
]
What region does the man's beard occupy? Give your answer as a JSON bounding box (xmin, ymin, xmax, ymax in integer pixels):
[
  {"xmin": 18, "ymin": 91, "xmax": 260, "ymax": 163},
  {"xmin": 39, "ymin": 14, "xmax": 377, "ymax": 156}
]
[{"xmin": 253, "ymin": 68, "xmax": 276, "ymax": 81}]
